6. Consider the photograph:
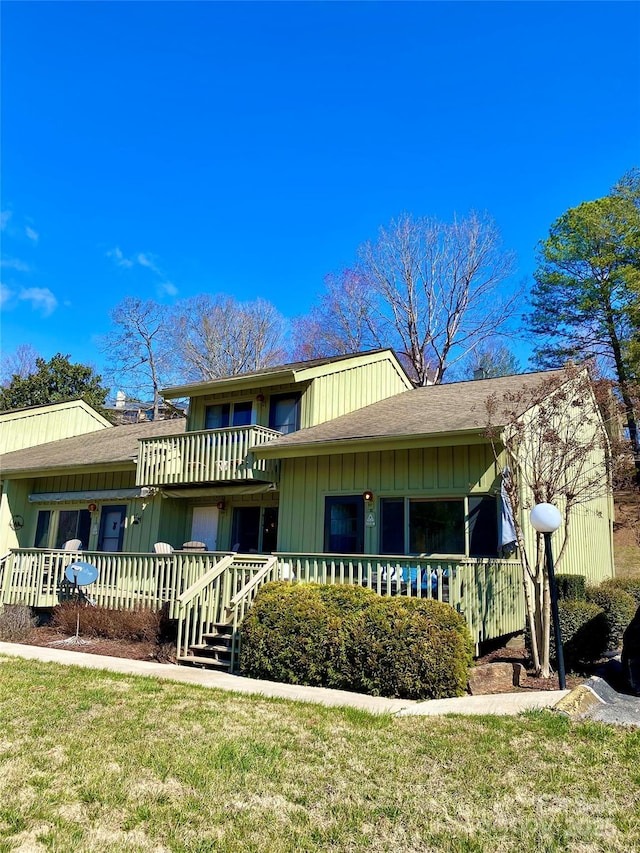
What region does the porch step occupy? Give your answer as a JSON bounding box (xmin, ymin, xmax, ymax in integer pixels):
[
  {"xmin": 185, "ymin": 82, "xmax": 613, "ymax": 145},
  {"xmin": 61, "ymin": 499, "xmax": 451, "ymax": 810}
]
[
  {"xmin": 177, "ymin": 654, "xmax": 231, "ymax": 672},
  {"xmin": 178, "ymin": 622, "xmax": 235, "ymax": 672}
]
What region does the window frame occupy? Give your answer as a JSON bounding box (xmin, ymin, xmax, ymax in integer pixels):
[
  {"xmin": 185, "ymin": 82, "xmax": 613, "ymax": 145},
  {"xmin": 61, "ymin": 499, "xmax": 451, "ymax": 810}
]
[
  {"xmin": 204, "ymin": 400, "xmax": 255, "ymax": 430},
  {"xmin": 378, "ymin": 495, "xmax": 499, "ymax": 557},
  {"xmin": 268, "ymin": 392, "xmax": 301, "ymax": 435}
]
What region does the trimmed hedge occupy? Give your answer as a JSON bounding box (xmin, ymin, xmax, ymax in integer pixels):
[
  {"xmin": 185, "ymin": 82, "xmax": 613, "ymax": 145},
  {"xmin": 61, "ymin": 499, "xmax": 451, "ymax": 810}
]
[
  {"xmin": 554, "ymin": 600, "xmax": 608, "ymax": 666},
  {"xmin": 601, "ymin": 577, "xmax": 640, "ymax": 609},
  {"xmin": 239, "ymin": 582, "xmax": 473, "ymax": 700},
  {"xmin": 586, "ymin": 586, "xmax": 637, "ymax": 651},
  {"xmin": 555, "ymin": 574, "xmax": 586, "ymax": 602}
]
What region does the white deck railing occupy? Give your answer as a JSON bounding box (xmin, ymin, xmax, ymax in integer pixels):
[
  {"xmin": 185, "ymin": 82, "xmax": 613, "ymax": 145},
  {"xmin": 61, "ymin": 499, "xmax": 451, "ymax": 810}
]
[{"xmin": 135, "ymin": 425, "xmax": 281, "ymax": 486}]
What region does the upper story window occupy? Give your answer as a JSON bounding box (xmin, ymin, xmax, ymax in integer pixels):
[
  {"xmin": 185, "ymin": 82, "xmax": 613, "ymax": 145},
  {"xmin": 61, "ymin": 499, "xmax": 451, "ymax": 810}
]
[
  {"xmin": 205, "ymin": 401, "xmax": 254, "ymax": 430},
  {"xmin": 269, "ymin": 393, "xmax": 301, "ymax": 435}
]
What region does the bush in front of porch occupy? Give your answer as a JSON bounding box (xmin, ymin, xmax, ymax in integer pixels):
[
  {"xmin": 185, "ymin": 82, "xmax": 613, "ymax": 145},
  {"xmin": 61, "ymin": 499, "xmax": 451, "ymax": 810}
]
[{"xmin": 239, "ymin": 582, "xmax": 473, "ymax": 700}]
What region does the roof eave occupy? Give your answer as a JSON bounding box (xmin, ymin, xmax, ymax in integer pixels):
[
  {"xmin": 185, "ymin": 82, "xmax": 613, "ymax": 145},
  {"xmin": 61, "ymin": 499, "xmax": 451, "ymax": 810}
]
[{"xmin": 254, "ymin": 427, "xmax": 499, "ymax": 459}]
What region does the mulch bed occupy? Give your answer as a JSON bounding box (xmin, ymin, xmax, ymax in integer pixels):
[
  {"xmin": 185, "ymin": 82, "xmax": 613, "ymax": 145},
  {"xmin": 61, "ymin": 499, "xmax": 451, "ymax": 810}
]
[
  {"xmin": 18, "ymin": 626, "xmax": 176, "ymax": 664},
  {"xmin": 475, "ymin": 643, "xmax": 586, "ymax": 692},
  {"xmin": 11, "ymin": 626, "xmax": 587, "ymax": 693}
]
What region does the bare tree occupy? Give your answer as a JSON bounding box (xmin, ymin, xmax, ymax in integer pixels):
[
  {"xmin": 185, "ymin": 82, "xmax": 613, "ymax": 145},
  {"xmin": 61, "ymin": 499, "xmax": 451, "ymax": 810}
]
[
  {"xmin": 174, "ymin": 294, "xmax": 288, "ymax": 380},
  {"xmin": 1, "ymin": 343, "xmax": 39, "ymax": 386},
  {"xmin": 101, "ymin": 297, "xmax": 173, "ymax": 419},
  {"xmin": 358, "ymin": 212, "xmax": 518, "ymax": 385},
  {"xmin": 291, "ymin": 269, "xmax": 382, "ymax": 360},
  {"xmin": 484, "ymin": 366, "xmax": 611, "ymax": 677}
]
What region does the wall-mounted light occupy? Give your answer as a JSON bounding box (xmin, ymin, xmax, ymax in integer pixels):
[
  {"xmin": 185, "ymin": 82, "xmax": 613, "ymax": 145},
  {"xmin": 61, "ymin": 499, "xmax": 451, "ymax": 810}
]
[
  {"xmin": 256, "ymin": 393, "xmax": 265, "ymax": 403},
  {"xmin": 88, "ymin": 503, "xmax": 97, "ymax": 512},
  {"xmin": 362, "ymin": 490, "xmax": 374, "ymax": 502},
  {"xmin": 216, "ymin": 500, "xmax": 226, "ymax": 511},
  {"xmin": 132, "ymin": 515, "xmax": 141, "ymax": 525}
]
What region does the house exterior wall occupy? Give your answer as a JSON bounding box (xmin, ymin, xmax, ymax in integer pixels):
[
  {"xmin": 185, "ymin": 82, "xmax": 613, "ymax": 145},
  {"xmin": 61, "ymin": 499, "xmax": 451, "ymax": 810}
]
[
  {"xmin": 277, "ymin": 442, "xmax": 499, "ymax": 553},
  {"xmin": 184, "ymin": 355, "xmax": 411, "ymax": 434},
  {"xmin": 301, "ymin": 358, "xmax": 411, "ymax": 428},
  {"xmin": 0, "ymin": 401, "xmax": 110, "ymax": 455}
]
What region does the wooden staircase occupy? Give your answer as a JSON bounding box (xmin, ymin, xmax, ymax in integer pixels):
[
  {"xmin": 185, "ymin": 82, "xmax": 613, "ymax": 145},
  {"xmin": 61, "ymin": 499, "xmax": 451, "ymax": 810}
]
[
  {"xmin": 175, "ymin": 554, "xmax": 279, "ymax": 672},
  {"xmin": 182, "ymin": 622, "xmax": 233, "ymax": 671}
]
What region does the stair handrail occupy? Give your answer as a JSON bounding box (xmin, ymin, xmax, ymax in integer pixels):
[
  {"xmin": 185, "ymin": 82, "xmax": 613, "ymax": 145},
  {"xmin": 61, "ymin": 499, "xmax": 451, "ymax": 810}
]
[
  {"xmin": 228, "ymin": 555, "xmax": 279, "ymax": 670},
  {"xmin": 176, "ymin": 554, "xmax": 234, "ymax": 609},
  {"xmin": 176, "ymin": 555, "xmax": 236, "ymax": 659},
  {"xmin": 228, "ymin": 555, "xmax": 278, "ymax": 609}
]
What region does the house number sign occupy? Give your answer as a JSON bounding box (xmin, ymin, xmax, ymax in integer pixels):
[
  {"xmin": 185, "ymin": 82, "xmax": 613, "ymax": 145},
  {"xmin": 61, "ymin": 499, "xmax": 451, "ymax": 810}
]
[{"xmin": 366, "ymin": 512, "xmax": 376, "ymax": 527}]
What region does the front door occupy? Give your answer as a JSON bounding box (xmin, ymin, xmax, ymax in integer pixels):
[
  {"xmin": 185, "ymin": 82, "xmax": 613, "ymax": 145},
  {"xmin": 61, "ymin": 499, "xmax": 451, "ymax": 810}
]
[
  {"xmin": 98, "ymin": 505, "xmax": 126, "ymax": 552},
  {"xmin": 191, "ymin": 506, "xmax": 219, "ymax": 552}
]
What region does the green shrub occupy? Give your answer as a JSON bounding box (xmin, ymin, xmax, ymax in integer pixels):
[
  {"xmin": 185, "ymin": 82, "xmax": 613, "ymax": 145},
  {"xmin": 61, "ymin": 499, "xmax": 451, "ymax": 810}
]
[
  {"xmin": 586, "ymin": 586, "xmax": 637, "ymax": 651},
  {"xmin": 555, "ymin": 600, "xmax": 608, "ymax": 666},
  {"xmin": 239, "ymin": 582, "xmax": 347, "ymax": 687},
  {"xmin": 51, "ymin": 603, "xmax": 163, "ymax": 642},
  {"xmin": 0, "ymin": 604, "xmax": 37, "ymax": 641},
  {"xmin": 555, "ymin": 574, "xmax": 586, "ymax": 602},
  {"xmin": 344, "ymin": 597, "xmax": 473, "ymax": 700},
  {"xmin": 601, "ymin": 577, "xmax": 640, "ymax": 609},
  {"xmin": 239, "ymin": 582, "xmax": 473, "ymax": 699}
]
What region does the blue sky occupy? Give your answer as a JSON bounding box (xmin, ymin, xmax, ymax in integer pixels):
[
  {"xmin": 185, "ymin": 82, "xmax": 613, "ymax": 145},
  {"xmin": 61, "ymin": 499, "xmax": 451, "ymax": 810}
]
[{"xmin": 1, "ymin": 1, "xmax": 638, "ymax": 383}]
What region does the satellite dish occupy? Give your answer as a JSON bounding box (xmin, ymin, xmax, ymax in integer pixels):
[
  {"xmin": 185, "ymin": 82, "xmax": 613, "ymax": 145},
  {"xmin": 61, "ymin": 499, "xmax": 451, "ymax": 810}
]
[{"xmin": 65, "ymin": 561, "xmax": 99, "ymax": 586}]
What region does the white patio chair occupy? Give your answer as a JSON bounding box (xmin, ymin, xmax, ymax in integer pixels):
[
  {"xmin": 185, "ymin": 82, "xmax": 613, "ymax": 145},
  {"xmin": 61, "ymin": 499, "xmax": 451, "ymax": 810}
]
[
  {"xmin": 153, "ymin": 542, "xmax": 174, "ymax": 554},
  {"xmin": 62, "ymin": 539, "xmax": 82, "ymax": 551}
]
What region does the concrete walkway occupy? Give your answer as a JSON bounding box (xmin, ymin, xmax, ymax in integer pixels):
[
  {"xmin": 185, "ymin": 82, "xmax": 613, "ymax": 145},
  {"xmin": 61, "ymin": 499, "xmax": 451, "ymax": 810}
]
[{"xmin": 0, "ymin": 641, "xmax": 569, "ymax": 716}]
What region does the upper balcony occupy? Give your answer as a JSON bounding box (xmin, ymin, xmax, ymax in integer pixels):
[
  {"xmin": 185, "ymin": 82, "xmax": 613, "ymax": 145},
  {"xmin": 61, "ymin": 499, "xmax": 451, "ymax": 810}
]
[{"xmin": 135, "ymin": 425, "xmax": 281, "ymax": 487}]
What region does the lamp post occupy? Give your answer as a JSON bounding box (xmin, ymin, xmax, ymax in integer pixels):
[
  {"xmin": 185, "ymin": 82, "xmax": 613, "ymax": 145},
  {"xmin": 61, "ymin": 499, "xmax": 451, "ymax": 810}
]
[{"xmin": 530, "ymin": 502, "xmax": 566, "ymax": 690}]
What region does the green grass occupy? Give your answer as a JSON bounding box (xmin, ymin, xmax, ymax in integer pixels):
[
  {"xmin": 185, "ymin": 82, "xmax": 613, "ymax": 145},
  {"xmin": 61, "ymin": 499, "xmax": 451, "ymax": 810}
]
[{"xmin": 0, "ymin": 658, "xmax": 639, "ymax": 853}]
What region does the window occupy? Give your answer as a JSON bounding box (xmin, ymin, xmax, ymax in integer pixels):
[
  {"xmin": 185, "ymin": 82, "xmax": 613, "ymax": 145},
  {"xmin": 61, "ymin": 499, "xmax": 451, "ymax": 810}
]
[
  {"xmin": 324, "ymin": 496, "xmax": 364, "ymax": 553},
  {"xmin": 56, "ymin": 510, "xmax": 92, "ymax": 549},
  {"xmin": 205, "ymin": 401, "xmax": 254, "ymax": 430},
  {"xmin": 468, "ymin": 496, "xmax": 499, "ymax": 557},
  {"xmin": 379, "ymin": 497, "xmax": 466, "ymax": 555},
  {"xmin": 205, "ymin": 404, "xmax": 230, "ymax": 429},
  {"xmin": 380, "ymin": 498, "xmax": 404, "ymax": 554},
  {"xmin": 33, "ymin": 509, "xmax": 91, "ymax": 549},
  {"xmin": 35, "ymin": 511, "xmax": 51, "ymax": 548},
  {"xmin": 409, "ymin": 500, "xmax": 464, "ymax": 554},
  {"xmin": 269, "ymin": 393, "xmax": 301, "ymax": 434}
]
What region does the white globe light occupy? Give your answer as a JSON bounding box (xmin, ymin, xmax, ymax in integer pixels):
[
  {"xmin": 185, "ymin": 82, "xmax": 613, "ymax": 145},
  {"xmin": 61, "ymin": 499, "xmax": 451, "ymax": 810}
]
[{"xmin": 530, "ymin": 503, "xmax": 562, "ymax": 533}]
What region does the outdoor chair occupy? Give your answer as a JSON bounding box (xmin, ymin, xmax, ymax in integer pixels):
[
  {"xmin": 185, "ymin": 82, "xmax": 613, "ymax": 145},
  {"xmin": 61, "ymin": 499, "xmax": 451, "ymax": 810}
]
[
  {"xmin": 62, "ymin": 539, "xmax": 82, "ymax": 551},
  {"xmin": 153, "ymin": 542, "xmax": 174, "ymax": 554}
]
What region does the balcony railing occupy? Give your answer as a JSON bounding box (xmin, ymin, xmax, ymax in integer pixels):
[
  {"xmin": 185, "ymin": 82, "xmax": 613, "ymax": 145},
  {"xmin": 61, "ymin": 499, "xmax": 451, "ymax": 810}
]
[{"xmin": 135, "ymin": 425, "xmax": 281, "ymax": 487}]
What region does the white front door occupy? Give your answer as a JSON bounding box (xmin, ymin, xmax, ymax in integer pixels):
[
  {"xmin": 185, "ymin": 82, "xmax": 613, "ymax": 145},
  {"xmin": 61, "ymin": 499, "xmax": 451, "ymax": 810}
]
[{"xmin": 191, "ymin": 506, "xmax": 219, "ymax": 551}]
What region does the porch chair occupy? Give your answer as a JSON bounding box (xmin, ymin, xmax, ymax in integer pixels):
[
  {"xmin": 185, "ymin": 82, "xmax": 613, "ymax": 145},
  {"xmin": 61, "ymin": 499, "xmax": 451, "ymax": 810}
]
[
  {"xmin": 62, "ymin": 539, "xmax": 83, "ymax": 551},
  {"xmin": 153, "ymin": 542, "xmax": 174, "ymax": 554}
]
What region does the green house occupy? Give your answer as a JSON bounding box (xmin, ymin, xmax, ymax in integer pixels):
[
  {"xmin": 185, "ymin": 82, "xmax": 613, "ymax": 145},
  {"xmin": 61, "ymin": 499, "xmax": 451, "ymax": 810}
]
[{"xmin": 0, "ymin": 350, "xmax": 615, "ymax": 667}]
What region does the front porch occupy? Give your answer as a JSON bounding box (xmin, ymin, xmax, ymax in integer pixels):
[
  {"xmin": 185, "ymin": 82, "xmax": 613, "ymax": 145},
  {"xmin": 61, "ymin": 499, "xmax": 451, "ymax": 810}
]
[{"xmin": 0, "ymin": 548, "xmax": 525, "ymax": 669}]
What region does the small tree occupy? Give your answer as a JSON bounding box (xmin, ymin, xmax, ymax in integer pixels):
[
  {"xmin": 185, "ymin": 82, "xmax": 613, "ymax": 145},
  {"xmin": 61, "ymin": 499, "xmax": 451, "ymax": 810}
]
[
  {"xmin": 484, "ymin": 366, "xmax": 611, "ymax": 677},
  {"xmin": 0, "ymin": 353, "xmax": 109, "ymax": 415}
]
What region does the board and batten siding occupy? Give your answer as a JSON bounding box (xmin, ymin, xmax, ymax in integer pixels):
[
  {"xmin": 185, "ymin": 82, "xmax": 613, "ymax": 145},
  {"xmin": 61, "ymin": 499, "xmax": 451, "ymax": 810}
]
[
  {"xmin": 277, "ymin": 443, "xmax": 499, "ymax": 553},
  {"xmin": 0, "ymin": 401, "xmax": 110, "ymax": 455},
  {"xmin": 302, "ymin": 358, "xmax": 412, "ymax": 429}
]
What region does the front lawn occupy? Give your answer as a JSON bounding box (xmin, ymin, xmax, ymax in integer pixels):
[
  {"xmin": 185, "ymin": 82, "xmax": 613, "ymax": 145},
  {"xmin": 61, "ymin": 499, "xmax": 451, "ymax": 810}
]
[{"xmin": 0, "ymin": 657, "xmax": 638, "ymax": 853}]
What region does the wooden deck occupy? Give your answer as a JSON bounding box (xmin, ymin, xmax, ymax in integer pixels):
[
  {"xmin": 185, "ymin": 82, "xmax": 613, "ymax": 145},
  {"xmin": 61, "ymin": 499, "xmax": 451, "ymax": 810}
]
[
  {"xmin": 135, "ymin": 425, "xmax": 281, "ymax": 486},
  {"xmin": 0, "ymin": 549, "xmax": 526, "ymax": 664}
]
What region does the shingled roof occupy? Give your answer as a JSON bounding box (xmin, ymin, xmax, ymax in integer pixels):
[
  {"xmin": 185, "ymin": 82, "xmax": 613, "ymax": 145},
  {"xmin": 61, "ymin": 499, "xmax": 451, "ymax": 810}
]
[
  {"xmin": 0, "ymin": 417, "xmax": 186, "ymax": 476},
  {"xmin": 255, "ymin": 370, "xmax": 567, "ymax": 456}
]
